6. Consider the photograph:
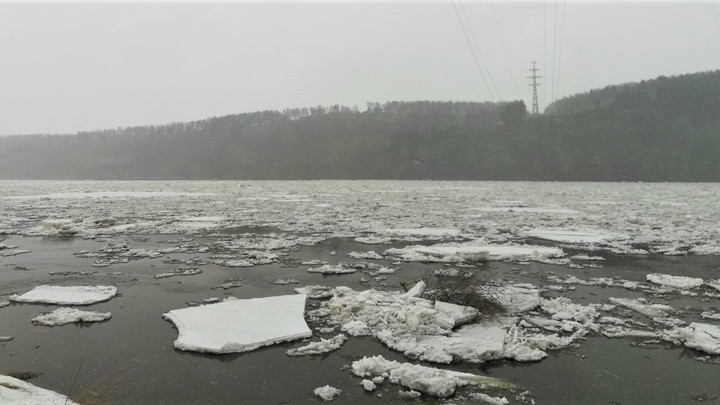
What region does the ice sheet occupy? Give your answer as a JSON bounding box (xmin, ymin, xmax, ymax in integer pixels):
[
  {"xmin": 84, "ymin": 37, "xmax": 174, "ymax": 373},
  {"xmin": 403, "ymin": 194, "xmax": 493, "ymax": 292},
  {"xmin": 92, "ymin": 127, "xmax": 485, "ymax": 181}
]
[
  {"xmin": 163, "ymin": 294, "xmax": 311, "ymax": 354},
  {"xmin": 11, "ymin": 285, "xmax": 117, "ymax": 305}
]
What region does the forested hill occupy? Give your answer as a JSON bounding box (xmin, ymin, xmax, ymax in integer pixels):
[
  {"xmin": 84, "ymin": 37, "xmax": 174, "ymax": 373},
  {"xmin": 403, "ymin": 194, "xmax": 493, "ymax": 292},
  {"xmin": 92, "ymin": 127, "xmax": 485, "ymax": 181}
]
[{"xmin": 1, "ymin": 70, "xmax": 719, "ymax": 181}]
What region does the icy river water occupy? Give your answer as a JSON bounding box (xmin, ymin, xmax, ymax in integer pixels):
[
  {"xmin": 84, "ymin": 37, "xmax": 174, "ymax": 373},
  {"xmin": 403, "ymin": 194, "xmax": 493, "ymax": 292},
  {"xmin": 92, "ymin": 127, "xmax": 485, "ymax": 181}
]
[{"xmin": 1, "ymin": 181, "xmax": 719, "ymax": 404}]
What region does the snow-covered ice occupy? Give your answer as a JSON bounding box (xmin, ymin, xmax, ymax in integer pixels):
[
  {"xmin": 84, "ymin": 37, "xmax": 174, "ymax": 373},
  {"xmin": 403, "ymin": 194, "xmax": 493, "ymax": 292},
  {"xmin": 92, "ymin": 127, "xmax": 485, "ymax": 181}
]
[
  {"xmin": 0, "ymin": 374, "xmax": 77, "ymax": 404},
  {"xmin": 11, "ymin": 285, "xmax": 117, "ymax": 305},
  {"xmin": 163, "ymin": 294, "xmax": 311, "ymax": 354},
  {"xmin": 31, "ymin": 308, "xmax": 111, "ymax": 326}
]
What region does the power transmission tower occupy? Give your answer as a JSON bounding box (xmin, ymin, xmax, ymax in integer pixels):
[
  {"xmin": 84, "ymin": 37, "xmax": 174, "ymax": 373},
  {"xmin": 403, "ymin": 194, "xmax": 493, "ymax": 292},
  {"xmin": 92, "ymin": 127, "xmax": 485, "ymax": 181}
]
[{"xmin": 527, "ymin": 61, "xmax": 542, "ymax": 114}]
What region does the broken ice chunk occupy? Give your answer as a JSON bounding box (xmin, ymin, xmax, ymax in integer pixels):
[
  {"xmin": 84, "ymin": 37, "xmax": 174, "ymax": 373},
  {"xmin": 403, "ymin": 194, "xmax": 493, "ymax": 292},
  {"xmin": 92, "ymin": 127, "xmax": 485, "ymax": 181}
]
[
  {"xmin": 646, "ymin": 273, "xmax": 703, "ymax": 289},
  {"xmin": 163, "ymin": 294, "xmax": 311, "ymax": 354},
  {"xmin": 663, "ymin": 323, "xmax": 720, "ymax": 355},
  {"xmin": 32, "ymin": 308, "xmax": 111, "ymax": 326},
  {"xmin": 286, "ymin": 334, "xmax": 347, "ymax": 356},
  {"xmin": 313, "ymin": 385, "xmax": 341, "ymax": 401},
  {"xmin": 351, "ymin": 355, "xmax": 514, "ymax": 398}
]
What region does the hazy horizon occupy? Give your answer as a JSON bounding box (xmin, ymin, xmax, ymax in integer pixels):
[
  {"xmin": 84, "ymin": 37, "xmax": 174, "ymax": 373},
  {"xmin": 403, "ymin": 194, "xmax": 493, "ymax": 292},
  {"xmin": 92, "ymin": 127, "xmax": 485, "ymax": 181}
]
[{"xmin": 1, "ymin": 1, "xmax": 719, "ymax": 136}]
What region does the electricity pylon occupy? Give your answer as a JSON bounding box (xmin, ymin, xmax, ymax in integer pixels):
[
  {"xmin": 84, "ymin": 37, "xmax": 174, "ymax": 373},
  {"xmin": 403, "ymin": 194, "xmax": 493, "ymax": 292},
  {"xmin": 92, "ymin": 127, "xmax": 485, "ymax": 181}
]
[{"xmin": 527, "ymin": 61, "xmax": 542, "ymax": 114}]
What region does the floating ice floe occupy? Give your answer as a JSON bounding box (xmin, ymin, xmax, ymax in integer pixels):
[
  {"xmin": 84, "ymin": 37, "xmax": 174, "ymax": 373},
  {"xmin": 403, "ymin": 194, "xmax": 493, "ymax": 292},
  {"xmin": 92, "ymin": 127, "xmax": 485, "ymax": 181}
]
[
  {"xmin": 1, "ymin": 249, "xmax": 31, "ymax": 257},
  {"xmin": 570, "ymin": 255, "xmax": 605, "ymax": 261},
  {"xmin": 313, "ymin": 385, "xmax": 341, "ymax": 401},
  {"xmin": 295, "ymin": 285, "xmax": 337, "ymax": 299},
  {"xmin": 386, "ymin": 242, "xmax": 564, "ymax": 263},
  {"xmin": 608, "ymin": 298, "xmax": 680, "ymax": 327},
  {"xmin": 307, "ymin": 264, "xmax": 357, "ymax": 274},
  {"xmin": 663, "ymin": 323, "xmax": 720, "ymax": 355},
  {"xmin": 523, "ymin": 229, "xmax": 618, "ymax": 244},
  {"xmin": 163, "ymin": 294, "xmax": 311, "ymax": 354},
  {"xmin": 355, "ymin": 236, "xmax": 392, "ymax": 245},
  {"xmin": 11, "ymin": 286, "xmax": 117, "ymax": 305},
  {"xmin": 32, "ymin": 308, "xmax": 111, "ymax": 326},
  {"xmin": 351, "ymin": 355, "xmax": 514, "ymax": 398},
  {"xmin": 286, "ymin": 334, "xmax": 347, "ymax": 356},
  {"xmin": 154, "ymin": 268, "xmax": 202, "ymax": 279},
  {"xmin": 0, "ymin": 374, "xmax": 78, "ymax": 404},
  {"xmin": 347, "ymin": 251, "xmax": 383, "ymax": 260},
  {"xmin": 385, "ymin": 228, "xmax": 461, "ymax": 238},
  {"xmin": 471, "ymin": 206, "xmax": 579, "ymax": 215},
  {"xmin": 2, "ymin": 191, "xmax": 215, "ymax": 200},
  {"xmin": 646, "ymin": 273, "xmax": 704, "ymax": 289}
]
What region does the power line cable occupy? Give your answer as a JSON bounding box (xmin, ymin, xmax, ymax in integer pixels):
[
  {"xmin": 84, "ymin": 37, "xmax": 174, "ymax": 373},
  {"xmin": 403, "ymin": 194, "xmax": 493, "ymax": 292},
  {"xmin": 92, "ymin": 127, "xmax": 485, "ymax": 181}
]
[
  {"xmin": 550, "ymin": 0, "xmax": 559, "ymax": 107},
  {"xmin": 553, "ymin": 0, "xmax": 568, "ymax": 105},
  {"xmin": 490, "ymin": 0, "xmax": 520, "ymax": 100},
  {"xmin": 457, "ymin": 0, "xmax": 501, "ymax": 100},
  {"xmin": 450, "ymin": 0, "xmax": 496, "ymax": 102},
  {"xmin": 542, "ymin": 0, "xmax": 547, "ymax": 106}
]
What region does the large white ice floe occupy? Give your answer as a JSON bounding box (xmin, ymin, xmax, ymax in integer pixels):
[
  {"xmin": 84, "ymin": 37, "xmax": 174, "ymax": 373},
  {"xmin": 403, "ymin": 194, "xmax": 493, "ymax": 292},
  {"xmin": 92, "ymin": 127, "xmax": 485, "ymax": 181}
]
[
  {"xmin": 663, "ymin": 323, "xmax": 720, "ymax": 355},
  {"xmin": 0, "ymin": 374, "xmax": 78, "ymax": 404},
  {"xmin": 351, "ymin": 355, "xmax": 514, "ymax": 398},
  {"xmin": 646, "ymin": 273, "xmax": 704, "ymax": 289},
  {"xmin": 162, "ymin": 294, "xmax": 311, "ymax": 354},
  {"xmin": 11, "ymin": 285, "xmax": 117, "ymax": 305},
  {"xmin": 31, "ymin": 308, "xmax": 111, "ymax": 326},
  {"xmin": 385, "ymin": 242, "xmax": 564, "ymax": 263},
  {"xmin": 523, "ymin": 229, "xmax": 618, "ymax": 244}
]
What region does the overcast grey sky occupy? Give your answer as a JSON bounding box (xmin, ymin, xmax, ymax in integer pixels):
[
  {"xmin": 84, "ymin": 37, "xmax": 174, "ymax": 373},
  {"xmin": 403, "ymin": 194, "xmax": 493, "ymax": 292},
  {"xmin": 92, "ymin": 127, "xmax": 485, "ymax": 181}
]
[{"xmin": 1, "ymin": 1, "xmax": 718, "ymax": 136}]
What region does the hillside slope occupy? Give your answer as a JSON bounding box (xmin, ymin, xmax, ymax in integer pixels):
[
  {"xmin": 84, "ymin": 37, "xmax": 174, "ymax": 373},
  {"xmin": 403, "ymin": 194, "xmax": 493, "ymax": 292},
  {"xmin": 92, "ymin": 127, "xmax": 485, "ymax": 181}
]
[{"xmin": 1, "ymin": 70, "xmax": 719, "ymax": 181}]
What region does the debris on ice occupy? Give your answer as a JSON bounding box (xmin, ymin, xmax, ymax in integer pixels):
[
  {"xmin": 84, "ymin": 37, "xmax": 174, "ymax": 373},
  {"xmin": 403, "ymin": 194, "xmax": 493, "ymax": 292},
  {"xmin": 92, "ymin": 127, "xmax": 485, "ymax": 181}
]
[
  {"xmin": 32, "ymin": 308, "xmax": 111, "ymax": 326},
  {"xmin": 163, "ymin": 294, "xmax": 311, "ymax": 354},
  {"xmin": 11, "ymin": 285, "xmax": 117, "ymax": 305}
]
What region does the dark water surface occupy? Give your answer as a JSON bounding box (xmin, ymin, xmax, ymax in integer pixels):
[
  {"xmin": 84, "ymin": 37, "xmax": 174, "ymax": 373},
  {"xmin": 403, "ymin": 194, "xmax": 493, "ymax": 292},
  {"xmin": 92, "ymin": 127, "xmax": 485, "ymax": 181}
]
[{"xmin": 1, "ymin": 235, "xmax": 719, "ymax": 404}]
